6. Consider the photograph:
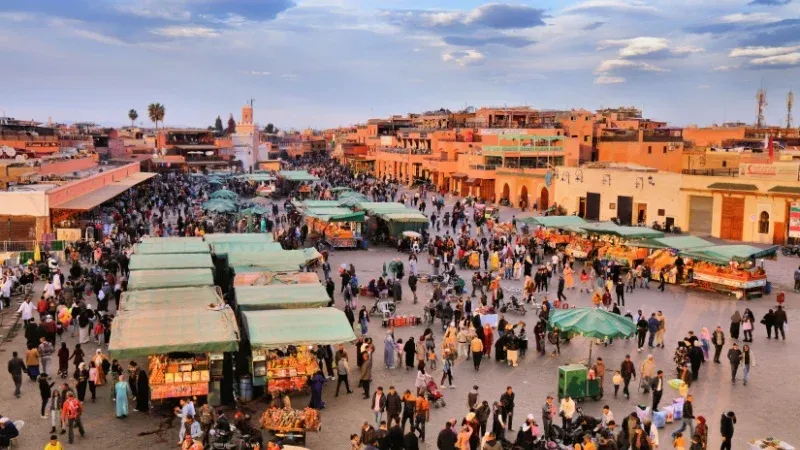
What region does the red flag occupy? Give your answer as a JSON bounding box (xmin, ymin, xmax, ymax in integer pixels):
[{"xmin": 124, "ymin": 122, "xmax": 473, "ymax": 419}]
[{"xmin": 769, "ymin": 135, "xmax": 774, "ymax": 161}]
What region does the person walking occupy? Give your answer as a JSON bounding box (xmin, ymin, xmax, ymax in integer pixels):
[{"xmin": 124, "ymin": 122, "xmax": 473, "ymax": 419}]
[
  {"xmin": 414, "ymin": 393, "xmax": 430, "ymax": 443},
  {"xmin": 655, "ymin": 311, "xmax": 667, "ymax": 349},
  {"xmin": 60, "ymin": 391, "xmax": 85, "ymax": 444},
  {"xmin": 7, "ymin": 351, "xmax": 26, "ymax": 398},
  {"xmin": 470, "ymin": 335, "xmax": 483, "ymax": 371},
  {"xmin": 741, "ymin": 344, "xmax": 755, "ymax": 386},
  {"xmin": 38, "ymin": 373, "xmax": 55, "ymax": 418},
  {"xmin": 557, "ymin": 275, "xmax": 567, "ymax": 302},
  {"xmin": 44, "ymin": 434, "xmax": 64, "ymax": 450},
  {"xmin": 542, "ymin": 395, "xmax": 556, "ymax": 440},
  {"xmin": 712, "ymin": 326, "xmax": 725, "ymax": 363},
  {"xmin": 500, "ymin": 386, "xmax": 515, "ymax": 432},
  {"xmin": 620, "ymin": 354, "xmax": 636, "ymax": 399},
  {"xmin": 671, "ymin": 395, "xmax": 694, "ymax": 440},
  {"xmin": 720, "ymin": 411, "xmax": 736, "ymax": 450},
  {"xmin": 773, "ymin": 305, "xmax": 787, "ymax": 340},
  {"xmin": 727, "ymin": 343, "xmax": 743, "ymax": 384},
  {"xmin": 651, "ymin": 370, "xmax": 665, "ymax": 412},
  {"xmin": 335, "ymin": 351, "xmax": 353, "ymax": 396},
  {"xmin": 360, "ymin": 351, "xmax": 373, "ymax": 399}
]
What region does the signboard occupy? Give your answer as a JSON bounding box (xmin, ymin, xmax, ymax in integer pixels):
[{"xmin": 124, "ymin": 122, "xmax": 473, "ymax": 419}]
[
  {"xmin": 790, "ymin": 202, "xmax": 800, "ymax": 239},
  {"xmin": 56, "ymin": 228, "xmax": 82, "ymax": 242},
  {"xmin": 738, "ymin": 163, "xmax": 800, "ymax": 181},
  {"xmin": 693, "ymin": 272, "xmax": 766, "ymax": 289},
  {"xmin": 26, "ymin": 142, "xmax": 59, "ymax": 148}
]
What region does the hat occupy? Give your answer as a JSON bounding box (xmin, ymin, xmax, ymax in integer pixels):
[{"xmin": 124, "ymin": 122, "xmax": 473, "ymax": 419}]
[
  {"xmin": 466, "ymin": 412, "xmax": 476, "ymax": 421},
  {"xmin": 527, "ymin": 414, "xmax": 535, "ymax": 420}
]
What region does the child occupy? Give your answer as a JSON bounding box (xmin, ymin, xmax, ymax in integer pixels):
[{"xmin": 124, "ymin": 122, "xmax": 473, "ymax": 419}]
[
  {"xmin": 672, "ymin": 432, "xmax": 685, "ymax": 450},
  {"xmin": 612, "ymin": 370, "xmax": 623, "ymax": 398},
  {"xmin": 428, "ymin": 348, "xmax": 437, "ymax": 370}
]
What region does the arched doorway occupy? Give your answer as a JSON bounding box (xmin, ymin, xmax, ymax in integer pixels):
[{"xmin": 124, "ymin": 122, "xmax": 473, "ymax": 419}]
[
  {"xmin": 502, "ymin": 184, "xmax": 510, "ymax": 204},
  {"xmin": 540, "ymin": 187, "xmax": 549, "ymax": 210},
  {"xmin": 520, "ymin": 185, "xmax": 529, "ymax": 209}
]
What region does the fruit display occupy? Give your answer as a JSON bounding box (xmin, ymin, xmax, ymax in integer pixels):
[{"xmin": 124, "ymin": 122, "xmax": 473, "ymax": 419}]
[
  {"xmin": 149, "ymin": 355, "xmax": 167, "ymax": 384},
  {"xmin": 693, "ymin": 262, "xmax": 766, "ymax": 280},
  {"xmin": 267, "ymin": 352, "xmax": 318, "ymax": 379},
  {"xmin": 598, "ymin": 245, "xmax": 649, "ymax": 266},
  {"xmin": 260, "ymin": 407, "xmax": 321, "ymax": 431},
  {"xmin": 268, "ymin": 377, "xmax": 308, "ymax": 396},
  {"xmin": 565, "ymin": 239, "xmax": 594, "ymax": 259},
  {"xmin": 749, "ymin": 438, "xmax": 794, "ymax": 449},
  {"xmin": 147, "ymin": 354, "xmax": 211, "ymax": 399},
  {"xmin": 644, "ymin": 249, "xmax": 677, "ymax": 272}
]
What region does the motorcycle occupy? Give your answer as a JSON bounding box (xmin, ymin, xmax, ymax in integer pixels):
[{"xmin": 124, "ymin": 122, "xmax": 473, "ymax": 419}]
[
  {"xmin": 781, "ymin": 244, "xmax": 800, "ymax": 257},
  {"xmin": 500, "ymin": 296, "xmax": 527, "ymax": 315}
]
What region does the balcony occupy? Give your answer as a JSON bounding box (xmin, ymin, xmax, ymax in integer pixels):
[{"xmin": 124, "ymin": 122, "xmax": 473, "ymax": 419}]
[
  {"xmin": 681, "ymin": 168, "xmax": 739, "ymax": 177},
  {"xmin": 378, "ymin": 147, "xmax": 432, "ymax": 155},
  {"xmin": 483, "ymin": 145, "xmax": 564, "ymax": 153},
  {"xmin": 468, "ymin": 164, "xmax": 499, "ymax": 171}
]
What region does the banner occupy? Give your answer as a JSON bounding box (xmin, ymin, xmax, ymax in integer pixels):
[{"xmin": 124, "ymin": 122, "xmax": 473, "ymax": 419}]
[
  {"xmin": 790, "ymin": 202, "xmax": 800, "ymax": 239},
  {"xmin": 56, "ymin": 228, "xmax": 82, "ymax": 242}
]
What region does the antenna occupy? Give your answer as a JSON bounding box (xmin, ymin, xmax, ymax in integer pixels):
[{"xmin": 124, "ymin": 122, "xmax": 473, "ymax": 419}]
[
  {"xmin": 787, "ymin": 91, "xmax": 794, "ymax": 130},
  {"xmin": 756, "ymin": 86, "xmax": 767, "ymax": 128}
]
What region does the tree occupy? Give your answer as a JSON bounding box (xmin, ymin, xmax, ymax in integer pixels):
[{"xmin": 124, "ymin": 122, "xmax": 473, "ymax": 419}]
[
  {"xmin": 147, "ymin": 103, "xmax": 166, "ymax": 134},
  {"xmin": 215, "ymin": 116, "xmax": 224, "ymax": 133},
  {"xmin": 226, "ymin": 114, "xmax": 236, "ymax": 135},
  {"xmin": 128, "ymin": 109, "xmax": 138, "ymax": 127},
  {"xmin": 263, "ymin": 123, "xmax": 276, "ymax": 134}
]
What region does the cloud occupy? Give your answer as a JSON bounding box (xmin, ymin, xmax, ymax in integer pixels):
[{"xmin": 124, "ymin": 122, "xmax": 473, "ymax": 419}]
[
  {"xmin": 748, "ymin": 0, "xmax": 791, "ymax": 5},
  {"xmin": 443, "ymin": 35, "xmax": 535, "ymax": 48},
  {"xmin": 150, "ymin": 26, "xmax": 221, "ymax": 38},
  {"xmin": 383, "ymin": 4, "xmax": 547, "ymax": 31},
  {"xmin": 750, "ymin": 52, "xmax": 800, "ymax": 66},
  {"xmin": 463, "ymin": 3, "xmax": 547, "ymax": 29},
  {"xmin": 582, "ymin": 21, "xmax": 605, "ymax": 30},
  {"xmin": 599, "ymin": 37, "xmax": 702, "ymax": 58},
  {"xmin": 280, "ymin": 73, "xmax": 297, "ymax": 79},
  {"xmin": 730, "ymin": 45, "xmax": 800, "ymax": 57},
  {"xmin": 595, "ymin": 59, "xmax": 665, "ymax": 73},
  {"xmin": 247, "ymin": 71, "xmax": 271, "ymax": 76},
  {"xmin": 442, "ymin": 49, "xmax": 485, "ymax": 66},
  {"xmin": 562, "ymin": 0, "xmax": 659, "ymax": 15},
  {"xmin": 594, "ymin": 75, "xmax": 625, "ymax": 84},
  {"xmin": 721, "ymin": 13, "xmax": 780, "ymax": 24},
  {"xmin": 739, "ymin": 19, "xmax": 800, "ymax": 47},
  {"xmin": 712, "ymin": 65, "xmax": 739, "ymax": 71}
]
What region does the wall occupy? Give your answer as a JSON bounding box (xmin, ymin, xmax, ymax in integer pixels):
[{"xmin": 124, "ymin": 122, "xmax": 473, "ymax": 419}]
[
  {"xmin": 0, "ymin": 191, "xmax": 49, "ymax": 216},
  {"xmin": 47, "ymin": 163, "xmax": 141, "ymax": 207},
  {"xmin": 38, "ymin": 157, "xmax": 98, "ymax": 176},
  {"xmin": 683, "ymin": 127, "xmax": 746, "ymax": 147},
  {"xmin": 597, "ymin": 139, "xmax": 683, "ymax": 172}
]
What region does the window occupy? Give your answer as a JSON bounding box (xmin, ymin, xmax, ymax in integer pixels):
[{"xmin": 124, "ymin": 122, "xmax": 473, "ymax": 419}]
[
  {"xmin": 722, "ymin": 161, "xmax": 727, "ymax": 167},
  {"xmin": 648, "ymin": 146, "xmax": 652, "ymax": 154},
  {"xmin": 657, "ymin": 209, "xmax": 665, "ymax": 216},
  {"xmin": 758, "ymin": 211, "xmax": 770, "ymax": 234},
  {"xmin": 584, "ymin": 136, "xmax": 590, "ymax": 142},
  {"xmin": 663, "ymin": 147, "xmax": 667, "ymax": 154}
]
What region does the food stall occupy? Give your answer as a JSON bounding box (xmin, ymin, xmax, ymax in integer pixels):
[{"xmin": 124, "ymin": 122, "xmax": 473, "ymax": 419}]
[
  {"xmin": 242, "ymin": 308, "xmax": 356, "ymax": 394},
  {"xmin": 639, "ymin": 236, "xmax": 715, "ymax": 283},
  {"xmin": 260, "ymin": 408, "xmax": 321, "ymax": 445},
  {"xmin": 678, "ymin": 245, "xmax": 777, "ymax": 299},
  {"xmin": 211, "ymin": 242, "xmax": 283, "ymax": 254},
  {"xmin": 133, "ymin": 240, "xmax": 211, "ymax": 255},
  {"xmin": 234, "ymin": 271, "xmax": 321, "ymax": 287},
  {"xmin": 203, "ymin": 233, "xmax": 276, "ymax": 244},
  {"xmin": 303, "ymin": 207, "xmax": 365, "ymax": 249},
  {"xmin": 234, "ymin": 284, "xmax": 330, "ymax": 312},
  {"xmin": 375, "ymin": 212, "xmax": 429, "ymax": 238},
  {"xmin": 234, "ymin": 173, "xmax": 277, "ymax": 197},
  {"xmin": 128, "ymin": 253, "xmax": 216, "ymax": 272},
  {"xmin": 109, "ymin": 287, "xmax": 240, "ymax": 405},
  {"xmin": 127, "ymin": 268, "xmax": 215, "ymax": 291},
  {"xmin": 581, "ymin": 223, "xmax": 664, "ymax": 267},
  {"xmin": 227, "ymin": 248, "xmax": 323, "ymax": 274},
  {"xmin": 278, "ymin": 171, "xmax": 320, "ymax": 198}
]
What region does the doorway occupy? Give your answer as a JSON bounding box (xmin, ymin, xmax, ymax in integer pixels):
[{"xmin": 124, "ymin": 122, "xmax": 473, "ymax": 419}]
[
  {"xmin": 720, "ymin": 196, "xmax": 744, "ymax": 241},
  {"xmin": 520, "ymin": 185, "xmax": 529, "ymax": 209},
  {"xmin": 617, "ymin": 196, "xmax": 633, "ymax": 225},
  {"xmin": 502, "ymin": 183, "xmax": 510, "ymax": 203},
  {"xmin": 635, "ymin": 203, "xmax": 647, "ymax": 225},
  {"xmin": 586, "ymin": 193, "xmax": 601, "ymax": 221},
  {"xmin": 578, "ymin": 197, "xmax": 587, "ymax": 218}
]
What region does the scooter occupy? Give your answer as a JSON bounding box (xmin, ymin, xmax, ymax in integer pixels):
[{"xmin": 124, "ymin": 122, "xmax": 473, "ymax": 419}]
[{"xmin": 500, "ymin": 296, "xmax": 527, "ymax": 315}]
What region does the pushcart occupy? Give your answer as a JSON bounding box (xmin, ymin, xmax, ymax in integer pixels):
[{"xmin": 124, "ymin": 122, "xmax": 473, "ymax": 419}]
[{"xmin": 557, "ymin": 364, "xmax": 602, "ymax": 402}]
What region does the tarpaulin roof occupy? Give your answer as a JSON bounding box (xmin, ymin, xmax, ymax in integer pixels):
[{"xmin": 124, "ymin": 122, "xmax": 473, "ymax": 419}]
[
  {"xmin": 211, "ymin": 242, "xmax": 283, "ymax": 254},
  {"xmin": 209, "ymin": 189, "xmax": 239, "ymax": 201},
  {"xmin": 140, "ymin": 236, "xmax": 203, "ymax": 244},
  {"xmin": 202, "ymin": 198, "xmax": 238, "ymax": 213},
  {"xmin": 234, "ymin": 271, "xmax": 320, "ymax": 286},
  {"xmin": 376, "ymin": 212, "xmax": 429, "ymax": 223},
  {"xmin": 52, "ymin": 172, "xmax": 157, "ymax": 211},
  {"xmin": 120, "ymin": 286, "xmax": 223, "ymax": 311},
  {"xmin": 228, "ymin": 248, "xmax": 322, "ymax": 272},
  {"xmin": 578, "ymin": 222, "xmax": 663, "ymax": 239},
  {"xmin": 355, "ymin": 201, "xmax": 409, "ymax": 214},
  {"xmin": 279, "ymin": 170, "xmax": 320, "ymax": 182},
  {"xmin": 301, "ymin": 200, "xmax": 341, "ymax": 208},
  {"xmin": 129, "ymin": 253, "xmax": 215, "ymax": 271},
  {"xmin": 235, "ymin": 284, "xmax": 329, "ymax": 311},
  {"xmin": 635, "ymin": 236, "xmax": 714, "ymax": 250},
  {"xmin": 109, "ymin": 304, "xmax": 239, "ymax": 359},
  {"xmin": 235, "ymin": 174, "xmax": 276, "ymax": 181},
  {"xmin": 127, "ymin": 268, "xmax": 214, "ymax": 291},
  {"xmin": 133, "ymin": 241, "xmax": 210, "ymax": 255},
  {"xmin": 203, "ymin": 233, "xmax": 275, "ymax": 244},
  {"xmin": 680, "ymin": 244, "xmax": 779, "ymax": 265},
  {"xmin": 521, "ymin": 215, "xmax": 588, "ymax": 228},
  {"xmin": 243, "ymin": 308, "xmax": 355, "ymax": 350},
  {"xmin": 305, "ymin": 207, "xmax": 365, "ymax": 223}
]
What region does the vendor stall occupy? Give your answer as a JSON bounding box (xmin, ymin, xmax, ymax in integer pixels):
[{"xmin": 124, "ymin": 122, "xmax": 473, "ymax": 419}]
[
  {"xmin": 374, "ymin": 211, "xmax": 429, "ymax": 238},
  {"xmin": 133, "ymin": 240, "xmax": 211, "ymax": 255},
  {"xmin": 678, "ymin": 245, "xmax": 776, "ymax": 299},
  {"xmin": 260, "ymin": 407, "xmax": 321, "ymax": 445},
  {"xmin": 234, "ymin": 271, "xmax": 320, "ymax": 287},
  {"xmin": 127, "ymin": 268, "xmax": 215, "ymax": 291},
  {"xmin": 227, "ymin": 248, "xmax": 323, "ymax": 273},
  {"xmin": 203, "ymin": 233, "xmax": 275, "ymax": 244},
  {"xmin": 235, "ymin": 284, "xmax": 329, "ymax": 311},
  {"xmin": 129, "ymin": 253, "xmax": 215, "ymax": 271},
  {"xmin": 640, "ymin": 236, "xmax": 715, "ymax": 283},
  {"xmin": 580, "ymin": 223, "xmax": 663, "ymax": 266},
  {"xmin": 304, "ymin": 207, "xmax": 365, "ymax": 249}
]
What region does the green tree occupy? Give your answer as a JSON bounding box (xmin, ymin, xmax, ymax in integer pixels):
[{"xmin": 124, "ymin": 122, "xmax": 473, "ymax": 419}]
[
  {"xmin": 226, "ymin": 114, "xmax": 236, "ymax": 134},
  {"xmin": 128, "ymin": 109, "xmax": 138, "ymax": 127},
  {"xmin": 263, "ymin": 123, "xmax": 276, "ymax": 134},
  {"xmin": 147, "ymin": 103, "xmax": 166, "ymax": 133},
  {"xmin": 215, "ymin": 116, "xmax": 224, "ymax": 133}
]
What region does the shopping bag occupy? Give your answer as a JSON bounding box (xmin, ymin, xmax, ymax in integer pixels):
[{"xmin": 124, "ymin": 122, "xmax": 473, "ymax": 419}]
[
  {"xmin": 636, "ymin": 405, "xmax": 650, "ymax": 422},
  {"xmin": 663, "ymin": 405, "xmax": 674, "ymax": 423},
  {"xmin": 672, "ymin": 398, "xmax": 684, "ymax": 420},
  {"xmin": 652, "ymin": 410, "xmax": 667, "ymax": 428}
]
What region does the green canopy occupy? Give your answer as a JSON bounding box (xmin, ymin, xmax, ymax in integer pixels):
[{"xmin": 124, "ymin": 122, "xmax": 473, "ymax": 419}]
[
  {"xmin": 239, "ymin": 206, "xmax": 270, "ymax": 216},
  {"xmin": 203, "ymin": 233, "xmax": 274, "ymax": 244},
  {"xmin": 129, "ymin": 253, "xmax": 215, "ymax": 271},
  {"xmin": 228, "ymin": 248, "xmax": 322, "ymax": 272},
  {"xmin": 549, "ymin": 307, "xmax": 637, "ymax": 340},
  {"xmin": 127, "ymin": 269, "xmax": 214, "ymax": 291},
  {"xmin": 243, "ymin": 308, "xmax": 356, "ymax": 350},
  {"xmin": 211, "ymin": 242, "xmax": 282, "ymax": 254},
  {"xmin": 140, "ymin": 236, "xmax": 204, "ymax": 244},
  {"xmin": 133, "ymin": 241, "xmax": 210, "ymax": 255},
  {"xmin": 376, "ymin": 212, "xmax": 429, "ymax": 223},
  {"xmin": 209, "ymin": 189, "xmax": 239, "ymax": 201},
  {"xmin": 306, "ymin": 207, "xmax": 365, "ymax": 223},
  {"xmin": 302, "ymin": 200, "xmax": 341, "ymax": 208},
  {"xmin": 235, "ymin": 174, "xmax": 276, "ymax": 182},
  {"xmin": 202, "ymin": 199, "xmax": 238, "ymax": 213},
  {"xmin": 680, "ymin": 244, "xmax": 779, "ymax": 265},
  {"xmin": 522, "ymin": 216, "xmax": 588, "ymax": 229},
  {"xmin": 578, "ymin": 222, "xmax": 663, "ymax": 239},
  {"xmin": 338, "ymin": 195, "xmax": 369, "ymax": 207},
  {"xmin": 356, "ymin": 201, "xmax": 409, "ymax": 215},
  {"xmin": 329, "ymin": 186, "xmax": 352, "ymax": 193},
  {"xmin": 235, "ymin": 284, "xmax": 329, "ymax": 311},
  {"xmin": 109, "ymin": 305, "xmax": 239, "ymax": 359},
  {"xmin": 635, "ymin": 236, "xmax": 714, "ymax": 250},
  {"xmin": 120, "ymin": 286, "xmax": 223, "ymax": 311},
  {"xmin": 279, "ymin": 170, "xmax": 320, "ymax": 182}
]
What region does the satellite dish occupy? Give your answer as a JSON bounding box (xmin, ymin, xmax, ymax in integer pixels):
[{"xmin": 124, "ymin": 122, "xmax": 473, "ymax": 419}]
[
  {"xmin": 3, "ymin": 146, "xmax": 16, "ymax": 157},
  {"xmin": 15, "ymin": 154, "xmax": 27, "ymax": 162},
  {"xmin": 205, "ymin": 151, "xmax": 214, "ymax": 156}
]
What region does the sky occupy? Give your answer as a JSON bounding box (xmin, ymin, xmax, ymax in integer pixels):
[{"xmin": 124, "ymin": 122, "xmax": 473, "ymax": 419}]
[{"xmin": 1, "ymin": 0, "xmax": 800, "ymax": 129}]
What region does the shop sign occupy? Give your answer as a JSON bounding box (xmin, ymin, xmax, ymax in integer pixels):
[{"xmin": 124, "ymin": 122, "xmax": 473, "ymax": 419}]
[
  {"xmin": 738, "ymin": 163, "xmax": 800, "ymax": 181},
  {"xmin": 26, "ymin": 142, "xmax": 58, "ymax": 148},
  {"xmin": 56, "ymin": 228, "xmax": 82, "ymax": 242},
  {"xmin": 790, "ymin": 202, "xmax": 800, "ymax": 238},
  {"xmin": 693, "ymin": 272, "xmax": 766, "ymax": 289}
]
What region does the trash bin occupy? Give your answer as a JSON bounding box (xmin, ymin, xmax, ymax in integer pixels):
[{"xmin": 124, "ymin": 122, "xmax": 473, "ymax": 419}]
[
  {"xmin": 239, "ymin": 375, "xmax": 253, "ymax": 402},
  {"xmin": 765, "ymin": 281, "xmax": 772, "ymax": 295},
  {"xmin": 361, "ymin": 239, "xmax": 369, "ymax": 250}
]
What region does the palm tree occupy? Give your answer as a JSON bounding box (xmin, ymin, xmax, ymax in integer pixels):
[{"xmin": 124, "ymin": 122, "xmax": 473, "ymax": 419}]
[
  {"xmin": 128, "ymin": 109, "xmax": 138, "ymax": 127},
  {"xmin": 147, "ymin": 103, "xmax": 166, "ymax": 133}
]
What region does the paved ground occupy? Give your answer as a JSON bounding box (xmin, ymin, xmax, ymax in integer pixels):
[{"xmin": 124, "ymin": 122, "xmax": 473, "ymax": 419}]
[{"xmin": 1, "ymin": 191, "xmax": 799, "ymax": 450}]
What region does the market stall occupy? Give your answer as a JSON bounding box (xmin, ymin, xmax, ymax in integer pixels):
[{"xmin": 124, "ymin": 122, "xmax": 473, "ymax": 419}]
[
  {"xmin": 227, "ymin": 248, "xmax": 323, "ymax": 274},
  {"xmin": 678, "ymin": 245, "xmax": 776, "ymax": 299},
  {"xmin": 129, "ymin": 253, "xmax": 216, "ymax": 271},
  {"xmin": 374, "ymin": 211, "xmax": 429, "ymax": 238},
  {"xmin": 109, "ymin": 287, "xmax": 240, "ymax": 404},
  {"xmin": 203, "ymin": 233, "xmax": 275, "ymax": 244},
  {"xmin": 234, "ymin": 271, "xmax": 321, "ymax": 287},
  {"xmin": 304, "ymin": 207, "xmax": 365, "ymax": 248},
  {"xmin": 133, "ymin": 240, "xmax": 211, "ymax": 255},
  {"xmin": 260, "ymin": 408, "xmax": 321, "ymax": 445},
  {"xmin": 639, "ymin": 236, "xmax": 715, "ymax": 283},
  {"xmin": 243, "ymin": 308, "xmax": 355, "ymax": 393},
  {"xmin": 211, "ymin": 241, "xmax": 283, "ymax": 254},
  {"xmin": 127, "ymin": 268, "xmax": 215, "ymax": 291},
  {"xmin": 582, "ymin": 224, "xmax": 664, "ymax": 266},
  {"xmin": 234, "ymin": 284, "xmax": 329, "ymax": 311}
]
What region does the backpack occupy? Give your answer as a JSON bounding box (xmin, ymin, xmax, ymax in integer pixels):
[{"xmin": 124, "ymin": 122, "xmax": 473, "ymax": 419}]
[{"xmin": 64, "ymin": 399, "xmax": 82, "ymax": 419}]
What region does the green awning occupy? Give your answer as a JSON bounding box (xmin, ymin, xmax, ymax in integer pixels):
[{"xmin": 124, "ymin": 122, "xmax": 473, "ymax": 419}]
[
  {"xmin": 634, "ymin": 236, "xmax": 714, "ymax": 250},
  {"xmin": 203, "ymin": 233, "xmax": 275, "ymax": 244},
  {"xmin": 120, "ymin": 286, "xmax": 223, "ymax": 311},
  {"xmin": 306, "ymin": 207, "xmax": 365, "ymax": 223},
  {"xmin": 243, "ymin": 308, "xmax": 356, "ymax": 350},
  {"xmin": 228, "ymin": 248, "xmax": 322, "ymax": 272},
  {"xmin": 235, "ymin": 174, "xmax": 276, "ymax": 182},
  {"xmin": 209, "ymin": 189, "xmax": 239, "ymax": 201},
  {"xmin": 211, "ymin": 242, "xmax": 283, "ymax": 254},
  {"xmin": 109, "ymin": 305, "xmax": 240, "ymax": 359},
  {"xmin": 578, "ymin": 222, "xmax": 663, "ymax": 239},
  {"xmin": 768, "ymin": 185, "xmax": 800, "ymax": 194},
  {"xmin": 680, "ymin": 244, "xmax": 778, "ymax": 265},
  {"xmin": 301, "ymin": 200, "xmax": 342, "ymax": 208},
  {"xmin": 235, "ymin": 284, "xmax": 329, "ymax": 311},
  {"xmin": 707, "ymin": 182, "xmax": 759, "ymax": 192},
  {"xmin": 127, "ymin": 269, "xmax": 214, "ymax": 291},
  {"xmin": 140, "ymin": 236, "xmax": 204, "ymax": 244},
  {"xmin": 133, "ymin": 241, "xmax": 210, "ymax": 255},
  {"xmin": 521, "ymin": 216, "xmax": 588, "ymax": 229},
  {"xmin": 279, "ymin": 170, "xmax": 320, "ymax": 182},
  {"xmin": 376, "ymin": 212, "xmax": 429, "ymax": 223},
  {"xmin": 356, "ymin": 201, "xmax": 409, "ymax": 214},
  {"xmin": 129, "ymin": 253, "xmax": 215, "ymax": 271}
]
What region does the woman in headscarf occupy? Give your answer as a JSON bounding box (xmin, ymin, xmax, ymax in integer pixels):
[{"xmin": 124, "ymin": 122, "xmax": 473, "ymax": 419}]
[
  {"xmin": 694, "ymin": 416, "xmax": 708, "ymax": 448},
  {"xmin": 699, "ymin": 327, "xmax": 711, "ymax": 362},
  {"xmin": 76, "ymin": 362, "xmax": 89, "ymax": 401},
  {"xmin": 482, "ymin": 324, "xmax": 493, "ymax": 358},
  {"xmin": 443, "ymin": 323, "xmax": 457, "ymax": 355},
  {"xmin": 403, "ymin": 337, "xmax": 417, "ymax": 370},
  {"xmin": 383, "ymin": 330, "xmax": 396, "ymax": 369},
  {"xmin": 93, "ymin": 349, "xmax": 107, "ymax": 386},
  {"xmin": 114, "ymin": 374, "xmax": 131, "ymax": 418},
  {"xmin": 134, "ymin": 362, "xmax": 150, "ymax": 412},
  {"xmin": 78, "ymin": 304, "xmax": 94, "ymax": 344},
  {"xmin": 309, "ymin": 370, "xmax": 326, "ymax": 409},
  {"xmin": 729, "ymin": 310, "xmax": 742, "ymax": 340}
]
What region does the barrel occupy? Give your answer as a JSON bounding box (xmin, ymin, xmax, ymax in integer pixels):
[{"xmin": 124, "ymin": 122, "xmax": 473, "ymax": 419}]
[
  {"xmin": 765, "ymin": 281, "xmax": 772, "ymax": 295},
  {"xmin": 239, "ymin": 375, "xmax": 253, "ymax": 402}
]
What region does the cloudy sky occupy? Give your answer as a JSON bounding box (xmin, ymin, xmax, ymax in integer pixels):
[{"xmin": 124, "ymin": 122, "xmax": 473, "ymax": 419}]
[{"xmin": 1, "ymin": 0, "xmax": 800, "ymax": 129}]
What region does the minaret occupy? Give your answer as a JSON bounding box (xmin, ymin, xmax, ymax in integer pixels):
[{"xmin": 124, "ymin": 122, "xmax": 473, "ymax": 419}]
[{"xmin": 238, "ymin": 98, "xmax": 255, "ymax": 135}]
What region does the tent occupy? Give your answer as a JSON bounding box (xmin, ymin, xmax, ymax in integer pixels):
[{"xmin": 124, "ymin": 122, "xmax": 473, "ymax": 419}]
[
  {"xmin": 305, "ymin": 207, "xmax": 365, "ymax": 223},
  {"xmin": 521, "ymin": 216, "xmax": 588, "ymax": 229},
  {"xmin": 634, "ymin": 236, "xmax": 714, "ymax": 251},
  {"xmin": 578, "ymin": 222, "xmax": 664, "ymax": 239},
  {"xmin": 129, "ymin": 253, "xmax": 215, "ymax": 271},
  {"xmin": 338, "ymin": 194, "xmax": 369, "ymax": 207},
  {"xmin": 301, "ymin": 200, "xmax": 341, "ymax": 208},
  {"xmin": 679, "ymin": 245, "xmax": 779, "ymax": 265},
  {"xmin": 356, "ymin": 201, "xmax": 409, "ymax": 215},
  {"xmin": 203, "ymin": 233, "xmax": 274, "ymax": 244},
  {"xmin": 211, "ymin": 242, "xmax": 282, "ymax": 254},
  {"xmin": 133, "ymin": 240, "xmax": 210, "ymax": 255},
  {"xmin": 209, "ymin": 189, "xmax": 239, "ymax": 201},
  {"xmin": 109, "ymin": 305, "xmax": 240, "ymax": 359},
  {"xmin": 120, "ymin": 286, "xmax": 223, "ymax": 311},
  {"xmin": 227, "ymin": 248, "xmax": 322, "ymax": 272},
  {"xmin": 235, "ymin": 284, "xmax": 329, "ymax": 311},
  {"xmin": 239, "ymin": 206, "xmax": 270, "ymax": 216},
  {"xmin": 279, "ymin": 170, "xmax": 320, "ymax": 182},
  {"xmin": 127, "ymin": 268, "xmax": 214, "ymax": 291},
  {"xmin": 243, "ymin": 308, "xmax": 355, "ymax": 350},
  {"xmin": 202, "ymin": 199, "xmax": 238, "ymax": 213},
  {"xmin": 376, "ymin": 211, "xmax": 429, "ymax": 237},
  {"xmin": 140, "ymin": 236, "xmax": 204, "ymax": 244}
]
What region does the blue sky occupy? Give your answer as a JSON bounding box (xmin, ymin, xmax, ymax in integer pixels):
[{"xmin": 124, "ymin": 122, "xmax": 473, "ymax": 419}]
[{"xmin": 1, "ymin": 0, "xmax": 799, "ymax": 129}]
